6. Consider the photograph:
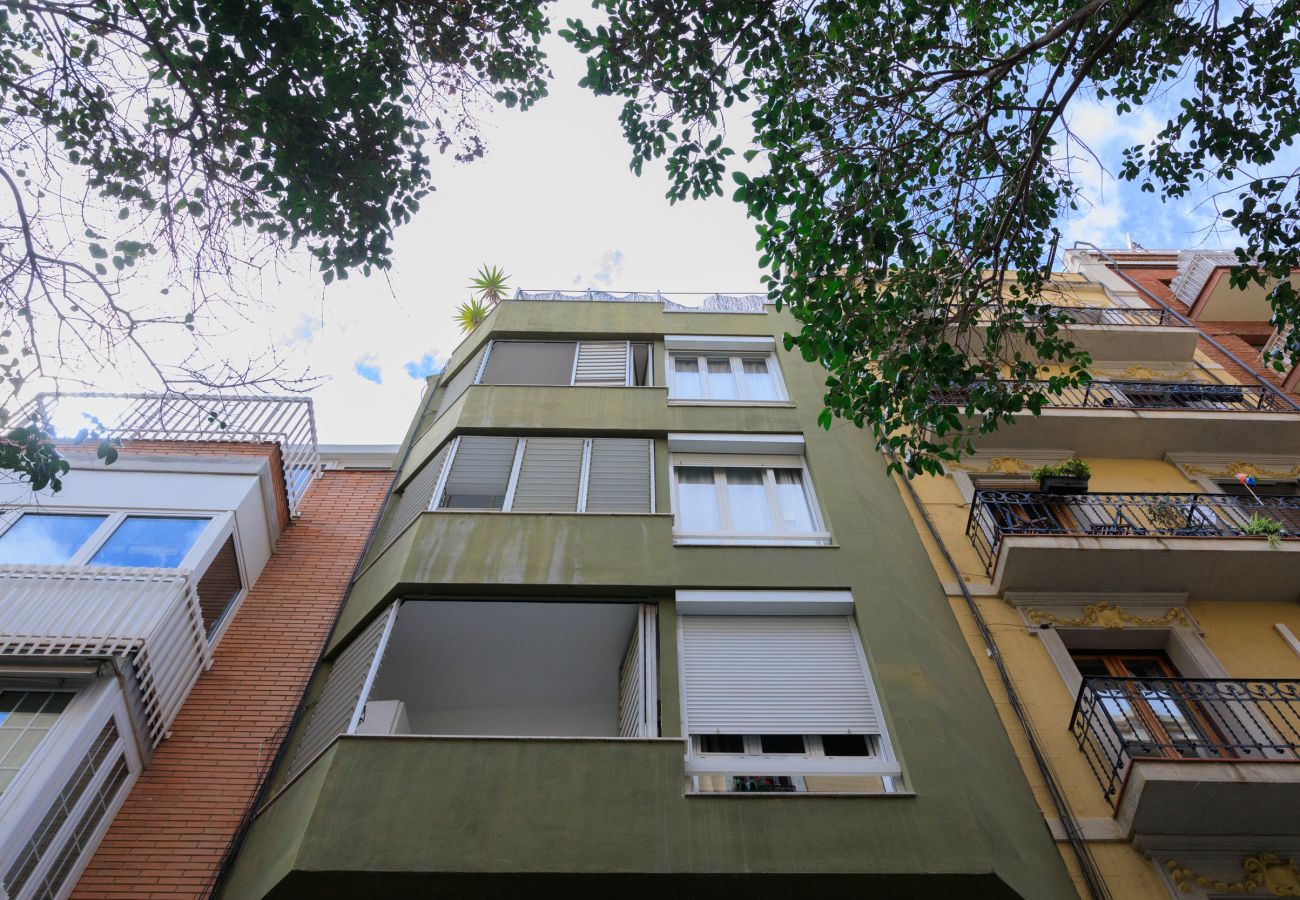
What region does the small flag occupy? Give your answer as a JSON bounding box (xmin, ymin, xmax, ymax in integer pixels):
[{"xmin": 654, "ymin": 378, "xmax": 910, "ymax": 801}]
[{"xmin": 1236, "ymin": 473, "xmax": 1257, "ymax": 486}]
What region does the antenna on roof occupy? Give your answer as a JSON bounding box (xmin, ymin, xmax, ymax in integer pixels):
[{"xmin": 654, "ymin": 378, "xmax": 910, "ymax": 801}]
[{"xmin": 1125, "ymin": 233, "xmax": 1145, "ymax": 250}]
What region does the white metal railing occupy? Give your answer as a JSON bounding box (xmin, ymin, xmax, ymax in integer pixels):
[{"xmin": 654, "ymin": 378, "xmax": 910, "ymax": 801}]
[
  {"xmin": 1264, "ymin": 324, "xmax": 1296, "ymax": 373},
  {"xmin": 17, "ymin": 392, "xmax": 321, "ymax": 517},
  {"xmin": 1169, "ymin": 250, "xmax": 1240, "ymax": 306},
  {"xmin": 514, "ymin": 289, "xmax": 767, "ymax": 312},
  {"xmin": 0, "ymin": 566, "xmax": 210, "ymax": 745}
]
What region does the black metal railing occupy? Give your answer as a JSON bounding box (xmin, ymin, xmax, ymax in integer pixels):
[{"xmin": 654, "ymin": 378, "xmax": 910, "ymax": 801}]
[
  {"xmin": 932, "ymin": 379, "xmax": 1295, "ymax": 412},
  {"xmin": 1069, "ymin": 676, "xmax": 1300, "ymax": 803},
  {"xmin": 967, "ymin": 491, "xmax": 1300, "ymax": 571},
  {"xmin": 956, "ymin": 303, "xmax": 1178, "ymax": 328}
]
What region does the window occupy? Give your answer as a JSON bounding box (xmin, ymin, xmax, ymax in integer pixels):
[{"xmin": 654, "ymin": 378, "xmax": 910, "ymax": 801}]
[
  {"xmin": 678, "ymin": 613, "xmax": 899, "ymax": 793},
  {"xmin": 0, "ymin": 691, "xmax": 73, "ymax": 794},
  {"xmin": 0, "ymin": 514, "xmax": 107, "ymax": 565},
  {"xmin": 88, "ymin": 516, "xmax": 208, "ymax": 567},
  {"xmin": 477, "ymin": 340, "xmax": 652, "ymax": 387},
  {"xmin": 195, "ymin": 536, "xmax": 244, "ymax": 635},
  {"xmin": 671, "ymin": 458, "xmax": 825, "ymax": 544},
  {"xmin": 434, "ymin": 435, "xmax": 654, "ymax": 514},
  {"xmin": 668, "ymin": 352, "xmax": 785, "ymax": 402}
]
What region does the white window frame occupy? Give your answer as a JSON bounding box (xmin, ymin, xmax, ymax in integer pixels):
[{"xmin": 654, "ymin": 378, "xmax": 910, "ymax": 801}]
[
  {"xmin": 0, "ymin": 670, "xmax": 142, "ymax": 897},
  {"xmin": 668, "ymin": 452, "xmax": 829, "ymax": 545},
  {"xmin": 431, "ymin": 436, "xmax": 656, "ymax": 514},
  {"xmin": 476, "ymin": 339, "xmax": 654, "ymax": 388},
  {"xmin": 690, "ymin": 733, "xmax": 889, "ymax": 777},
  {"xmin": 666, "ymin": 351, "xmax": 788, "ymax": 403},
  {"xmin": 0, "ymin": 508, "xmax": 249, "ymax": 645}
]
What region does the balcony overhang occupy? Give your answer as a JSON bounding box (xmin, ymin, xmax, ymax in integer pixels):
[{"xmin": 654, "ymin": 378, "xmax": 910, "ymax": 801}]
[
  {"xmin": 1117, "ymin": 760, "xmax": 1300, "ymax": 842},
  {"xmin": 963, "ymin": 407, "xmax": 1300, "ymax": 458},
  {"xmin": 990, "ymin": 536, "xmax": 1300, "ymax": 601},
  {"xmin": 961, "ymin": 321, "xmax": 1198, "ymax": 363},
  {"xmin": 0, "ymin": 565, "xmax": 209, "ymax": 744}
]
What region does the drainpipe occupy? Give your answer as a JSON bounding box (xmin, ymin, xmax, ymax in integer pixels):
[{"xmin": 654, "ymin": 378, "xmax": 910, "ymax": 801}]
[
  {"xmin": 1070, "ymin": 241, "xmax": 1299, "ymax": 410},
  {"xmin": 205, "ymin": 378, "xmax": 440, "ymax": 899},
  {"xmin": 888, "ymin": 452, "xmax": 1113, "ymax": 900}
]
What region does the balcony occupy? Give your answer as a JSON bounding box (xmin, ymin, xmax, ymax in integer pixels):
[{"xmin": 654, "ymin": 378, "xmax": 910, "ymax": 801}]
[
  {"xmin": 956, "ymin": 304, "xmax": 1198, "ymax": 362},
  {"xmin": 0, "ymin": 566, "xmax": 209, "ymax": 744},
  {"xmin": 1070, "ymin": 676, "xmax": 1300, "ymax": 840},
  {"xmin": 933, "ymin": 380, "xmax": 1300, "ymax": 457},
  {"xmin": 967, "ymin": 491, "xmax": 1300, "ymax": 600}
]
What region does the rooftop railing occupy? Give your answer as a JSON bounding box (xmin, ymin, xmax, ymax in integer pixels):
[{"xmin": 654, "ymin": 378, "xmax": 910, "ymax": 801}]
[
  {"xmin": 967, "ymin": 490, "xmax": 1300, "ymax": 571},
  {"xmin": 18, "ymin": 392, "xmax": 321, "ymax": 517},
  {"xmin": 932, "ymin": 379, "xmax": 1299, "ymax": 412},
  {"xmin": 514, "ymin": 289, "xmax": 767, "ymax": 312},
  {"xmin": 1069, "ymin": 676, "xmax": 1300, "ymax": 803}
]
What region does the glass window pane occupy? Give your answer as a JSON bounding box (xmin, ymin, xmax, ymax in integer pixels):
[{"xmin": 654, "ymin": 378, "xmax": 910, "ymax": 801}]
[
  {"xmin": 724, "ymin": 468, "xmax": 772, "ymax": 531},
  {"xmin": 741, "ymin": 357, "xmax": 778, "ymax": 400},
  {"xmin": 821, "ymin": 734, "xmax": 870, "ymax": 756},
  {"xmin": 90, "ymin": 516, "xmax": 209, "ymax": 567},
  {"xmin": 758, "ymin": 734, "xmax": 806, "ymax": 754},
  {"xmin": 672, "ymin": 356, "xmax": 702, "ymax": 399},
  {"xmin": 0, "ymin": 514, "xmax": 107, "ymax": 564},
  {"xmin": 706, "ymin": 358, "xmax": 738, "ymax": 400},
  {"xmin": 0, "ymin": 691, "xmax": 72, "ymax": 795},
  {"xmin": 699, "ymin": 734, "xmax": 745, "ymax": 754},
  {"xmin": 676, "ymin": 467, "xmax": 721, "ymax": 532},
  {"xmin": 774, "ymin": 469, "xmax": 816, "ymax": 532}
]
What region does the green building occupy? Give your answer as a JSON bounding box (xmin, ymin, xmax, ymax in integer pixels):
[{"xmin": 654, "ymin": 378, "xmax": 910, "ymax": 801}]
[{"xmin": 222, "ymin": 292, "xmax": 1076, "ymax": 899}]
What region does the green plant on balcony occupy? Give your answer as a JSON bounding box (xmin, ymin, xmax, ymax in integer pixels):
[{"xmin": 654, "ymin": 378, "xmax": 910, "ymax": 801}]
[
  {"xmin": 1031, "ymin": 458, "xmax": 1091, "ymax": 495},
  {"xmin": 1242, "ymin": 513, "xmax": 1285, "ymax": 548},
  {"xmin": 1147, "ymin": 499, "xmax": 1191, "ymax": 533},
  {"xmin": 1030, "ymin": 458, "xmax": 1092, "ymax": 480}
]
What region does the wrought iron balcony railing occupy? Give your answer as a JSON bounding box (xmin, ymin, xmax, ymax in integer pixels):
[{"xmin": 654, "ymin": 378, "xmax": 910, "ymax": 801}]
[
  {"xmin": 932, "ymin": 379, "xmax": 1298, "ymax": 412},
  {"xmin": 967, "ymin": 491, "xmax": 1300, "ymax": 571},
  {"xmin": 1069, "ymin": 676, "xmax": 1300, "ymax": 804},
  {"xmin": 956, "ymin": 303, "xmax": 1179, "ymax": 327}
]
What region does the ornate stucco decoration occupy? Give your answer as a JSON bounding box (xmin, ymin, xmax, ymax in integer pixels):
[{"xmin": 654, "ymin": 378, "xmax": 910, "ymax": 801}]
[
  {"xmin": 1091, "ymin": 364, "xmax": 1200, "ymax": 382},
  {"xmin": 1183, "ymin": 461, "xmax": 1300, "ymax": 480},
  {"xmin": 1166, "ymin": 853, "xmax": 1300, "ymax": 896},
  {"xmin": 1024, "ymin": 602, "xmax": 1190, "ymax": 629}
]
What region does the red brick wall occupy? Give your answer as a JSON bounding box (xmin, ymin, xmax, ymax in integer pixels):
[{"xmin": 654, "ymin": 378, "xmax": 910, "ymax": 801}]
[{"xmin": 70, "ymin": 468, "xmax": 392, "ymax": 900}]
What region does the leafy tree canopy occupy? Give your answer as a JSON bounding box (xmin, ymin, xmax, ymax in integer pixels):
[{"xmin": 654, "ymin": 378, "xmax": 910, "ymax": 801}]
[
  {"xmin": 1, "ymin": 0, "xmax": 550, "ymax": 489},
  {"xmin": 562, "ymin": 0, "xmax": 1300, "ymax": 472}
]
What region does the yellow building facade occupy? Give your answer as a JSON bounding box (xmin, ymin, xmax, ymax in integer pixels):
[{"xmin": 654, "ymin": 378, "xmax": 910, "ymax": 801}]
[{"xmin": 894, "ymin": 248, "xmax": 1300, "ymax": 899}]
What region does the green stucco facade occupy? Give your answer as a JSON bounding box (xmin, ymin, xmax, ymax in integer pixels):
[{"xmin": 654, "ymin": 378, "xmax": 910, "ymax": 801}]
[{"xmin": 222, "ymin": 300, "xmax": 1076, "ymax": 899}]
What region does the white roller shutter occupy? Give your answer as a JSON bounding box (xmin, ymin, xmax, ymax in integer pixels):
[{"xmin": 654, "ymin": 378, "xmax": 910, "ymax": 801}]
[
  {"xmin": 680, "ymin": 615, "xmax": 880, "ymax": 735},
  {"xmin": 619, "ymin": 605, "xmax": 658, "ymax": 737},
  {"xmin": 377, "ymin": 443, "xmax": 450, "ymax": 548},
  {"xmin": 287, "ymin": 605, "xmax": 397, "ymax": 778},
  {"xmin": 574, "ymin": 341, "xmax": 629, "ymax": 385},
  {"xmin": 585, "ymin": 438, "xmax": 654, "ymax": 513},
  {"xmin": 510, "ymin": 438, "xmax": 585, "ymax": 511},
  {"xmin": 439, "ymin": 436, "xmax": 519, "ymax": 509}
]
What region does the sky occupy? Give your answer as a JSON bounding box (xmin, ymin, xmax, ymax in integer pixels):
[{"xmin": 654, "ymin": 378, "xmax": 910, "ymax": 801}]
[{"xmin": 27, "ymin": 0, "xmax": 1249, "ymax": 448}]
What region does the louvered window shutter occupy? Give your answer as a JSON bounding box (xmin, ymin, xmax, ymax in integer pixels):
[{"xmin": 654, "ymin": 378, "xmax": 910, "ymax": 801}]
[
  {"xmin": 510, "ymin": 438, "xmax": 585, "ymax": 511},
  {"xmin": 376, "ymin": 443, "xmax": 450, "ymax": 549},
  {"xmin": 287, "ymin": 605, "xmax": 397, "ymax": 777},
  {"xmin": 433, "ymin": 347, "xmax": 485, "ymax": 418},
  {"xmin": 585, "ymin": 438, "xmax": 653, "ymax": 513},
  {"xmin": 679, "ymin": 615, "xmax": 880, "ymax": 735},
  {"xmin": 574, "ymin": 341, "xmax": 629, "ymax": 385},
  {"xmin": 618, "ymin": 605, "xmax": 658, "ymax": 737},
  {"xmin": 439, "ymin": 436, "xmax": 518, "ymax": 509}
]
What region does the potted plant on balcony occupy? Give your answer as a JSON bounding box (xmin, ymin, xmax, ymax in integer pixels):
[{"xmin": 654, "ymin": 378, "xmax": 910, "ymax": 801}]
[
  {"xmin": 1031, "ymin": 458, "xmax": 1091, "ymax": 495},
  {"xmin": 1242, "ymin": 513, "xmax": 1285, "ymax": 547}
]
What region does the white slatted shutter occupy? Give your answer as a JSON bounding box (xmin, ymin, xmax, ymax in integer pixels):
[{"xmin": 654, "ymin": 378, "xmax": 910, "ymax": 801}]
[
  {"xmin": 288, "ymin": 605, "xmax": 397, "ymax": 777},
  {"xmin": 618, "ymin": 605, "xmax": 658, "ymax": 737},
  {"xmin": 679, "ymin": 615, "xmax": 880, "ymax": 735},
  {"xmin": 433, "ymin": 347, "xmax": 485, "ymax": 418},
  {"xmin": 510, "ymin": 438, "xmax": 585, "ymax": 511},
  {"xmin": 377, "ymin": 443, "xmax": 450, "ymax": 548},
  {"xmin": 439, "ymin": 436, "xmax": 518, "ymax": 509},
  {"xmin": 574, "ymin": 341, "xmax": 630, "ymax": 385},
  {"xmin": 585, "ymin": 438, "xmax": 654, "ymax": 513}
]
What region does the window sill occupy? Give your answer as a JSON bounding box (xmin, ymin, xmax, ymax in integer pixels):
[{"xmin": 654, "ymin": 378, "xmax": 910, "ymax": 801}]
[
  {"xmin": 672, "ymin": 533, "xmax": 836, "ymax": 548},
  {"xmin": 684, "ymin": 790, "xmax": 915, "ymax": 798},
  {"xmin": 666, "ymin": 399, "xmax": 795, "ymax": 408}
]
